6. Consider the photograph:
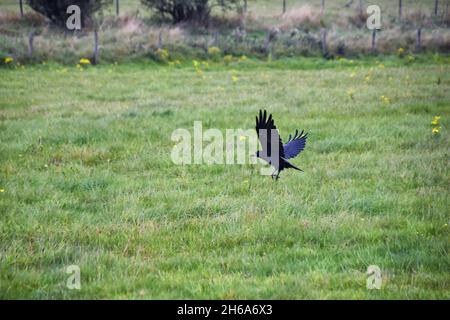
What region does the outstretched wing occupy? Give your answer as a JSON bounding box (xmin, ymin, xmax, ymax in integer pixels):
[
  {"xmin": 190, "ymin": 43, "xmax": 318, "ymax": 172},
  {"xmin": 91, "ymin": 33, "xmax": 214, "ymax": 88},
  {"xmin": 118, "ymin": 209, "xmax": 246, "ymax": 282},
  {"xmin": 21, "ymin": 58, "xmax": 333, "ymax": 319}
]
[
  {"xmin": 255, "ymin": 110, "xmax": 284, "ymax": 158},
  {"xmin": 283, "ymin": 129, "xmax": 308, "ymax": 159}
]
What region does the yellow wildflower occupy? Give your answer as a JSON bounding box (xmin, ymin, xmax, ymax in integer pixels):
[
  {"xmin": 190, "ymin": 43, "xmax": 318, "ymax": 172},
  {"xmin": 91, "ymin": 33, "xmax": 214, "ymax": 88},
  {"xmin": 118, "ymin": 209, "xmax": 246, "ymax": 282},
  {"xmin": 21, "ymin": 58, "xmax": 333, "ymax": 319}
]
[
  {"xmin": 231, "ymin": 75, "xmax": 239, "ymax": 82},
  {"xmin": 4, "ymin": 57, "xmax": 13, "ymax": 64},
  {"xmin": 347, "ymin": 89, "xmax": 355, "ymax": 100},
  {"xmin": 432, "ymin": 127, "xmax": 441, "ymax": 135},
  {"xmin": 431, "ymin": 116, "xmax": 441, "ymax": 126},
  {"xmin": 0, "ymin": 189, "xmax": 4, "ymax": 193},
  {"xmin": 79, "ymin": 58, "xmax": 91, "ymax": 65},
  {"xmin": 380, "ymin": 95, "xmax": 390, "ymax": 104},
  {"xmin": 239, "ymin": 135, "xmax": 247, "ymax": 141}
]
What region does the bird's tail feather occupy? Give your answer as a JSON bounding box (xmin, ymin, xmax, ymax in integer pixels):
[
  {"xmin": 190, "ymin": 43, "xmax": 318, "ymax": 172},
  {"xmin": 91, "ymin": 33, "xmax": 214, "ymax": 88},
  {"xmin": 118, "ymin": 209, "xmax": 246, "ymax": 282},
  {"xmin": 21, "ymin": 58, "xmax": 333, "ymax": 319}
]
[{"xmin": 282, "ymin": 159, "xmax": 303, "ymax": 172}]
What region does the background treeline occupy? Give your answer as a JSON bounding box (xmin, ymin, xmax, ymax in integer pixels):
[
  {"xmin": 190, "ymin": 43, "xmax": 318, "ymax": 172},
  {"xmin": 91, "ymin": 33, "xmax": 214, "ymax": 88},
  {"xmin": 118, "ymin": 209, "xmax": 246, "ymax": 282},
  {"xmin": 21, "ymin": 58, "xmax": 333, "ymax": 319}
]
[{"xmin": 0, "ymin": 0, "xmax": 449, "ymax": 64}]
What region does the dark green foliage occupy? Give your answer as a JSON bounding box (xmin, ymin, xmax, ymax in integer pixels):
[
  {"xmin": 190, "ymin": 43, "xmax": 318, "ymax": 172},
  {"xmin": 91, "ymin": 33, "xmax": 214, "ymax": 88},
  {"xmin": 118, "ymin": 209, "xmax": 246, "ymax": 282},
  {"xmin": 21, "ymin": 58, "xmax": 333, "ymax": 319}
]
[
  {"xmin": 141, "ymin": 0, "xmax": 240, "ymax": 24},
  {"xmin": 26, "ymin": 0, "xmax": 112, "ymax": 28}
]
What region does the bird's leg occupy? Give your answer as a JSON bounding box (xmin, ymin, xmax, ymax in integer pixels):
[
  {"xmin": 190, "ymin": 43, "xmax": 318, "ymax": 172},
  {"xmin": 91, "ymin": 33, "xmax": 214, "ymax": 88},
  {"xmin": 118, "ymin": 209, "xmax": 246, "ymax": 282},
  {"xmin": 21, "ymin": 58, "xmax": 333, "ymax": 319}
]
[
  {"xmin": 271, "ymin": 168, "xmax": 277, "ymax": 179},
  {"xmin": 275, "ymin": 170, "xmax": 280, "ymax": 180}
]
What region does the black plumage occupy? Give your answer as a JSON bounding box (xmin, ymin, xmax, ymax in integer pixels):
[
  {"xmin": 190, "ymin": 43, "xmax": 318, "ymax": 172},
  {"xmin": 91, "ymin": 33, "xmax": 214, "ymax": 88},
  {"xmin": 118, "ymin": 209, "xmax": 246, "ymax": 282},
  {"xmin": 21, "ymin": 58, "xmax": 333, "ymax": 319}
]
[{"xmin": 255, "ymin": 110, "xmax": 308, "ymax": 180}]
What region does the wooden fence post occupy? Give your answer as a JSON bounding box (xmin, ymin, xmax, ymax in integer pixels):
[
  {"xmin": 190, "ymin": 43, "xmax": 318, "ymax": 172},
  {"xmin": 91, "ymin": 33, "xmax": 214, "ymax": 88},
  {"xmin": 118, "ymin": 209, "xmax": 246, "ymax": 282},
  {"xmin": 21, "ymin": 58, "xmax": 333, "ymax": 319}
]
[
  {"xmin": 371, "ymin": 29, "xmax": 377, "ymax": 53},
  {"xmin": 157, "ymin": 31, "xmax": 163, "ymax": 49},
  {"xmin": 93, "ymin": 28, "xmax": 99, "ymax": 64},
  {"xmin": 321, "ymin": 28, "xmax": 328, "ymax": 56},
  {"xmin": 416, "ymin": 28, "xmax": 422, "ymax": 51},
  {"xmin": 28, "ymin": 30, "xmax": 35, "ymax": 58},
  {"xmin": 446, "ymin": 1, "xmax": 449, "ymax": 22}
]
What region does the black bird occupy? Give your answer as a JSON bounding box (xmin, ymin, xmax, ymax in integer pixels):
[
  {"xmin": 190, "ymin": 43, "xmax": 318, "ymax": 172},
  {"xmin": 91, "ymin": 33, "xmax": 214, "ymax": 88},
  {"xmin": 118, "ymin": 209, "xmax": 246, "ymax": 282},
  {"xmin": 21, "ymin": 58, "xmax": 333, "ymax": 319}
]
[{"xmin": 255, "ymin": 110, "xmax": 308, "ymax": 180}]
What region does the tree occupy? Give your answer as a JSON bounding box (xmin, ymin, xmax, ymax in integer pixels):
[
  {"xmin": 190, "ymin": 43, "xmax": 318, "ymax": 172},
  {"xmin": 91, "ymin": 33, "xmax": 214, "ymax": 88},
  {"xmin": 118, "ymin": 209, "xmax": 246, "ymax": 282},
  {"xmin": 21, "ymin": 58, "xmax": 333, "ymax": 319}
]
[
  {"xmin": 26, "ymin": 0, "xmax": 112, "ymax": 28},
  {"xmin": 141, "ymin": 0, "xmax": 240, "ymax": 24}
]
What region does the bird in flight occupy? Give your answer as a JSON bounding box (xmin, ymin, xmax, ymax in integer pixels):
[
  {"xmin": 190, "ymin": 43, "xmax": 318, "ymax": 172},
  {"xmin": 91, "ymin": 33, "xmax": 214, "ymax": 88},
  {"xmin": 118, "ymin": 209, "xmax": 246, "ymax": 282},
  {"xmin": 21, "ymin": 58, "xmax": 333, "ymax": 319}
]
[{"xmin": 255, "ymin": 109, "xmax": 308, "ymax": 180}]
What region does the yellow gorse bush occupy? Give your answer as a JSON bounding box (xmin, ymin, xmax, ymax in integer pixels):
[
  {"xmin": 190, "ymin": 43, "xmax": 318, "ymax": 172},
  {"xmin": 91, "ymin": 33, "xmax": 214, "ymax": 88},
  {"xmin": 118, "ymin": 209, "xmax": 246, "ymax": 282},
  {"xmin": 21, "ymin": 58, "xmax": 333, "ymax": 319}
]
[
  {"xmin": 207, "ymin": 46, "xmax": 221, "ymax": 55},
  {"xmin": 156, "ymin": 48, "xmax": 169, "ymax": 62},
  {"xmin": 223, "ymin": 55, "xmax": 233, "ymax": 64}
]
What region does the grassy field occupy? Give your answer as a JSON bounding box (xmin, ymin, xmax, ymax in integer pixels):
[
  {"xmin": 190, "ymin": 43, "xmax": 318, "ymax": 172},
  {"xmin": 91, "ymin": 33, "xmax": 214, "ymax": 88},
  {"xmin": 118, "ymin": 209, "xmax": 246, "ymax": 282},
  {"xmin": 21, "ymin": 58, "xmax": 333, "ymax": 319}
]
[{"xmin": 0, "ymin": 56, "xmax": 449, "ymax": 299}]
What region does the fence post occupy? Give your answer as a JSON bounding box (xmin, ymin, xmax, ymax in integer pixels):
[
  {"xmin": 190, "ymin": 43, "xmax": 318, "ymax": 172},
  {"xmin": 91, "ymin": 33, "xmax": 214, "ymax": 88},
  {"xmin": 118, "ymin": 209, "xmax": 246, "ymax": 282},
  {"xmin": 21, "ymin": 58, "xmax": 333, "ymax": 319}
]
[
  {"xmin": 93, "ymin": 28, "xmax": 99, "ymax": 65},
  {"xmin": 213, "ymin": 31, "xmax": 219, "ymax": 47},
  {"xmin": 321, "ymin": 28, "xmax": 328, "ymax": 56},
  {"xmin": 416, "ymin": 28, "xmax": 422, "ymax": 51},
  {"xmin": 371, "ymin": 29, "xmax": 377, "ymax": 53},
  {"xmin": 157, "ymin": 31, "xmax": 163, "ymax": 49},
  {"xmin": 28, "ymin": 30, "xmax": 35, "ymax": 58},
  {"xmin": 446, "ymin": 1, "xmax": 449, "ymax": 22}
]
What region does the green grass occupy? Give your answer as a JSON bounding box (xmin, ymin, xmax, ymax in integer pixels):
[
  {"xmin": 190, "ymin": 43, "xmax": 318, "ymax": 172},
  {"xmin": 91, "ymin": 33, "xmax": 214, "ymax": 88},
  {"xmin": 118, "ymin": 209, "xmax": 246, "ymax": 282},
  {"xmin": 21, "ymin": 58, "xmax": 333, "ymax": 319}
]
[{"xmin": 0, "ymin": 56, "xmax": 449, "ymax": 299}]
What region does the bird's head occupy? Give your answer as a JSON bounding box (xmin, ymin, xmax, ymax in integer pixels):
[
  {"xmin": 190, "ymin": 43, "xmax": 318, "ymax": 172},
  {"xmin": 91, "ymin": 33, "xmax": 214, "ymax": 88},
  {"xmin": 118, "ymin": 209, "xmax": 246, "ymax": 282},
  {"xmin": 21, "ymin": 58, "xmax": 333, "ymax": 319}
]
[{"xmin": 254, "ymin": 150, "xmax": 260, "ymax": 158}]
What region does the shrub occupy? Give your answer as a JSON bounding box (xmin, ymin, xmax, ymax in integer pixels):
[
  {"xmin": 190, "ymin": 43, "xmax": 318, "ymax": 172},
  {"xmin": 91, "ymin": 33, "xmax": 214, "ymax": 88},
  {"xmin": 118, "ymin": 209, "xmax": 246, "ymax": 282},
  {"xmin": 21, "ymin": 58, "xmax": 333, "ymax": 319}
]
[
  {"xmin": 140, "ymin": 0, "xmax": 240, "ymax": 24},
  {"xmin": 27, "ymin": 0, "xmax": 112, "ymax": 28}
]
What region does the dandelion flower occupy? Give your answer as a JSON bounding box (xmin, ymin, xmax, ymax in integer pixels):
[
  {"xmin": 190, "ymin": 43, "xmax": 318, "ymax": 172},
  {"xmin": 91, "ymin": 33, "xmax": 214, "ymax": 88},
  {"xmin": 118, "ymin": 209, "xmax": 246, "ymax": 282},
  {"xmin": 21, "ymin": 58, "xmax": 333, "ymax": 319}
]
[
  {"xmin": 431, "ymin": 116, "xmax": 441, "ymax": 125},
  {"xmin": 432, "ymin": 127, "xmax": 441, "ymax": 135},
  {"xmin": 79, "ymin": 58, "xmax": 91, "ymax": 65},
  {"xmin": 347, "ymin": 89, "xmax": 355, "ymax": 100},
  {"xmin": 380, "ymin": 95, "xmax": 390, "ymax": 104}
]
